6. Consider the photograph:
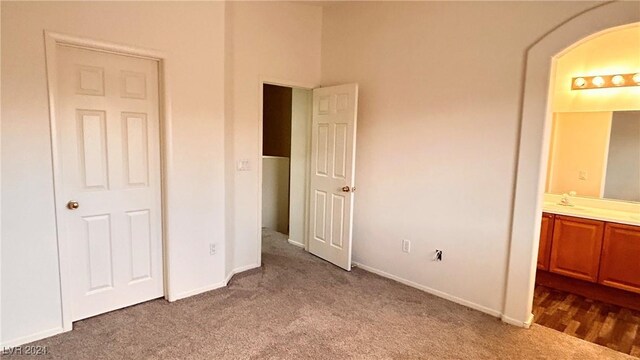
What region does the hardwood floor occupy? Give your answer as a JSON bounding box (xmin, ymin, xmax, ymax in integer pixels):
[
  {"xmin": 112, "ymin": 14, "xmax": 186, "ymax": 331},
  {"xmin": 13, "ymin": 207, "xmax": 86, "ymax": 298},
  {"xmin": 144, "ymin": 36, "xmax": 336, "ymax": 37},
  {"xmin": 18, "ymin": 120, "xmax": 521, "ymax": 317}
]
[{"xmin": 533, "ymin": 285, "xmax": 640, "ymax": 357}]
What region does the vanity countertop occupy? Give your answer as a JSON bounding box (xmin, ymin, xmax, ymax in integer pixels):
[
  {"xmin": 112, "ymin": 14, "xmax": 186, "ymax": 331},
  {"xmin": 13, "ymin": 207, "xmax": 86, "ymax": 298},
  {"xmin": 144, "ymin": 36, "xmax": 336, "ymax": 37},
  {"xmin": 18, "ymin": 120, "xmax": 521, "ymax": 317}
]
[{"xmin": 542, "ymin": 201, "xmax": 640, "ymax": 227}]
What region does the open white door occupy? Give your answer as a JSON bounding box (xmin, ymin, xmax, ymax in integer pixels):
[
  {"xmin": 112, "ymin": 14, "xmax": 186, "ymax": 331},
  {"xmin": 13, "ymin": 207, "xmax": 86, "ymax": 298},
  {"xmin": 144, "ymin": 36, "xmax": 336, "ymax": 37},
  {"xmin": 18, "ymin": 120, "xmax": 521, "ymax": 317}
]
[{"xmin": 308, "ymin": 84, "xmax": 358, "ymax": 270}]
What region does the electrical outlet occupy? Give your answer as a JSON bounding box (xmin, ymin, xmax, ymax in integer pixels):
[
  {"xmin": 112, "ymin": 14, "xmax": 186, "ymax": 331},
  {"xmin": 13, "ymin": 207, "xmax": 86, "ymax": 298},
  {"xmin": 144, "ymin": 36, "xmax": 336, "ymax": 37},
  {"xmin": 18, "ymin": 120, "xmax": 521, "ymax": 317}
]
[
  {"xmin": 402, "ymin": 239, "xmax": 411, "ymax": 253},
  {"xmin": 209, "ymin": 243, "xmax": 217, "ymax": 255},
  {"xmin": 434, "ymin": 249, "xmax": 443, "ymax": 261}
]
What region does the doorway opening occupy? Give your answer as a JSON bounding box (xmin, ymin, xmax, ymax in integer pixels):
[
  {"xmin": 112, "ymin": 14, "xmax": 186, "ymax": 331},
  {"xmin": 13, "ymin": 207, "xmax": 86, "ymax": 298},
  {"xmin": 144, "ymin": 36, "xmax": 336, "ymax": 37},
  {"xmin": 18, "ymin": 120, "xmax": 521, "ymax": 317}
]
[
  {"xmin": 258, "ymin": 82, "xmax": 360, "ymax": 271},
  {"xmin": 502, "ymin": 1, "xmax": 639, "ymax": 331},
  {"xmin": 261, "ymin": 84, "xmax": 313, "ymax": 254},
  {"xmin": 529, "ymin": 23, "xmax": 640, "ymax": 356}
]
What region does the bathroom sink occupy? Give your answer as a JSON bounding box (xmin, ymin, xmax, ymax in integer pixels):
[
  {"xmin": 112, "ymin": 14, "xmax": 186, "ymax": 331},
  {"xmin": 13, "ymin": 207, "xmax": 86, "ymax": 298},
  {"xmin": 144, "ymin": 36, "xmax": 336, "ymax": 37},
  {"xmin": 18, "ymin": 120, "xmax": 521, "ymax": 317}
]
[{"xmin": 543, "ymin": 201, "xmax": 640, "ymax": 224}]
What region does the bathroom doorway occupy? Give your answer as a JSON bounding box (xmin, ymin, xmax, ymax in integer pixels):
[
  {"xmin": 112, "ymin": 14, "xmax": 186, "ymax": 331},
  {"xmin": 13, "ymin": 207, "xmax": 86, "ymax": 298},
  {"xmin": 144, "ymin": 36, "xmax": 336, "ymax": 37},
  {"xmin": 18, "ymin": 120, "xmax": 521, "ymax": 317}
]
[{"xmin": 531, "ymin": 23, "xmax": 640, "ymax": 356}]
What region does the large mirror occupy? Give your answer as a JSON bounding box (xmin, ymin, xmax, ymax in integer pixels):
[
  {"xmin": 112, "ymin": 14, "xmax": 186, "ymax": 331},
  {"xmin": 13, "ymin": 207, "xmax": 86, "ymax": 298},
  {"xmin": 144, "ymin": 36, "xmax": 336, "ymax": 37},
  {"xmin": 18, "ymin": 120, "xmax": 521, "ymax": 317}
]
[{"xmin": 545, "ymin": 110, "xmax": 640, "ymax": 203}]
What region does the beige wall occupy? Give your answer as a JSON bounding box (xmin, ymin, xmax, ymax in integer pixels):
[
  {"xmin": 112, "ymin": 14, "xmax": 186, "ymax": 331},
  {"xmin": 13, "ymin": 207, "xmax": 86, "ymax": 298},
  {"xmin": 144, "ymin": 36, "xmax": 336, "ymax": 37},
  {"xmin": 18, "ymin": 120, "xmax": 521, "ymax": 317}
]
[
  {"xmin": 225, "ymin": 1, "xmax": 322, "ymax": 271},
  {"xmin": 320, "ymin": 1, "xmax": 599, "ymax": 314},
  {"xmin": 546, "ymin": 112, "xmax": 612, "ymax": 197},
  {"xmin": 1, "ymin": 1, "xmax": 226, "ymax": 345},
  {"xmin": 553, "ymin": 24, "xmax": 640, "ymax": 113},
  {"xmin": 262, "ymin": 157, "xmax": 290, "ymax": 233}
]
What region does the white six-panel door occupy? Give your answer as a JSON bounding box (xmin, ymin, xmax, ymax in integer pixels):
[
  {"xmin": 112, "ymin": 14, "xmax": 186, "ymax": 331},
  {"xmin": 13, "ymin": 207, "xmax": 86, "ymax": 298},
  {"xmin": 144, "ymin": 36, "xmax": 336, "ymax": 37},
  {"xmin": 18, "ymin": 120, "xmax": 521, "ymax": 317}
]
[
  {"xmin": 308, "ymin": 84, "xmax": 358, "ymax": 270},
  {"xmin": 56, "ymin": 45, "xmax": 163, "ymax": 321}
]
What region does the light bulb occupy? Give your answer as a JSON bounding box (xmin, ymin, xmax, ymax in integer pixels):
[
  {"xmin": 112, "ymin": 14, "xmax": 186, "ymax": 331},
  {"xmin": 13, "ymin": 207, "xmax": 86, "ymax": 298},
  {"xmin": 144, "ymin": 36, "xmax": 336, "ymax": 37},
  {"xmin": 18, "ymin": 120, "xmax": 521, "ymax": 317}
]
[
  {"xmin": 573, "ymin": 77, "xmax": 586, "ymax": 88},
  {"xmin": 611, "ymin": 75, "xmax": 625, "ymax": 86},
  {"xmin": 634, "ymin": 73, "xmax": 640, "ymax": 85},
  {"xmin": 592, "ymin": 76, "xmax": 605, "ymax": 87}
]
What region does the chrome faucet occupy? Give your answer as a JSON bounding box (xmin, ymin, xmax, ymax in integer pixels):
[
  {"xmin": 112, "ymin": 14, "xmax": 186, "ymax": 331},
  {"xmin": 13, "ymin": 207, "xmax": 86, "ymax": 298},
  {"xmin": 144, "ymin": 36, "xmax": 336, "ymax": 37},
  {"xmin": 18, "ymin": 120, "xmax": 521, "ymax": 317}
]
[{"xmin": 559, "ymin": 191, "xmax": 577, "ymax": 206}]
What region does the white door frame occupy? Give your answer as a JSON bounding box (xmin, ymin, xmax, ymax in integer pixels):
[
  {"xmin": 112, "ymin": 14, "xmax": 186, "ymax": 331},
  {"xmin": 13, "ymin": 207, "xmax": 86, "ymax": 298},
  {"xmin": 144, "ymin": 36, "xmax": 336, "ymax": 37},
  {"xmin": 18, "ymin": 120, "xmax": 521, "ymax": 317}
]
[
  {"xmin": 44, "ymin": 31, "xmax": 174, "ymax": 332},
  {"xmin": 501, "ymin": 2, "xmax": 640, "ymax": 328},
  {"xmin": 256, "ymin": 77, "xmax": 318, "ymax": 266}
]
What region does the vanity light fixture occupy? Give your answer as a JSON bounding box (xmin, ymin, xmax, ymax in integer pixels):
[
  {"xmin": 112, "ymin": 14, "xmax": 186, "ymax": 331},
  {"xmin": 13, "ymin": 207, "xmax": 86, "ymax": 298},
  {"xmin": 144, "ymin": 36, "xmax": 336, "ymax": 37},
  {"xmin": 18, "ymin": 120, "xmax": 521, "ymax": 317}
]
[
  {"xmin": 611, "ymin": 74, "xmax": 625, "ymax": 86},
  {"xmin": 592, "ymin": 76, "xmax": 605, "ymax": 87},
  {"xmin": 571, "ymin": 72, "xmax": 640, "ymax": 90}
]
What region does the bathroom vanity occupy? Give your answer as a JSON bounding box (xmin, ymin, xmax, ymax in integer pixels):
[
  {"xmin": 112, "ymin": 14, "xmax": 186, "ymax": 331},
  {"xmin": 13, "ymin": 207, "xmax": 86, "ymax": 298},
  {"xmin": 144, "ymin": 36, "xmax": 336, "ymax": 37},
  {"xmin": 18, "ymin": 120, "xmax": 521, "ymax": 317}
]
[
  {"xmin": 536, "ymin": 198, "xmax": 640, "ymax": 310},
  {"xmin": 536, "ymin": 110, "xmax": 640, "ymax": 310}
]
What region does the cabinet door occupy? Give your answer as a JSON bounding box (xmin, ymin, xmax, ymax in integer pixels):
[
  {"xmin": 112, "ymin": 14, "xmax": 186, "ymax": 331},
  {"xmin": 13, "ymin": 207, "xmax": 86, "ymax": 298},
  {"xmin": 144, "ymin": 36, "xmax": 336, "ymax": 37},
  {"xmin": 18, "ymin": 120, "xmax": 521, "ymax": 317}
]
[
  {"xmin": 549, "ymin": 216, "xmax": 604, "ymax": 282},
  {"xmin": 537, "ymin": 213, "xmax": 554, "ymax": 270},
  {"xmin": 598, "ymin": 223, "xmax": 640, "ymax": 294}
]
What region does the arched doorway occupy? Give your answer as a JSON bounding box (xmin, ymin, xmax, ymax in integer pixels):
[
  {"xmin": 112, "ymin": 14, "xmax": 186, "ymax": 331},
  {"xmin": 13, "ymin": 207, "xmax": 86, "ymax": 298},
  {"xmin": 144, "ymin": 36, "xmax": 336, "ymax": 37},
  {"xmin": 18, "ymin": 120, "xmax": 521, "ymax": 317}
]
[{"xmin": 502, "ymin": 1, "xmax": 640, "ymax": 327}]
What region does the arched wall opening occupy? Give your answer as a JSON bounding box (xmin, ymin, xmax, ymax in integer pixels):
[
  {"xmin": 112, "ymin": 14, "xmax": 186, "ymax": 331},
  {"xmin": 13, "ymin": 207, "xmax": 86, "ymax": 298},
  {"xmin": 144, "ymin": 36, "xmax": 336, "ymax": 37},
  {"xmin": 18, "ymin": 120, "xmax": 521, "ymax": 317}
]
[{"xmin": 502, "ymin": 1, "xmax": 640, "ymax": 327}]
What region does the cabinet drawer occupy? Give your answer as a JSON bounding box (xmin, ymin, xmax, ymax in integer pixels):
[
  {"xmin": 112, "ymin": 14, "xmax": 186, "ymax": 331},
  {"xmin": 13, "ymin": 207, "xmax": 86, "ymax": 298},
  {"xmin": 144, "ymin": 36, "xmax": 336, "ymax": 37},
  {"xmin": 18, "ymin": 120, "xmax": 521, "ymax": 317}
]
[
  {"xmin": 598, "ymin": 222, "xmax": 640, "ymax": 294},
  {"xmin": 549, "ymin": 216, "xmax": 604, "ymax": 282}
]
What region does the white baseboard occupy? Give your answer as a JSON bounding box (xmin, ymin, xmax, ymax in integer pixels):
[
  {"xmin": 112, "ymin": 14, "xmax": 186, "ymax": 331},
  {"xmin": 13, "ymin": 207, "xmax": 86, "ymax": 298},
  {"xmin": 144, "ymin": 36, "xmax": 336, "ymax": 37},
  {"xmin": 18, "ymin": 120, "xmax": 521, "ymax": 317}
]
[
  {"xmin": 501, "ymin": 312, "xmax": 534, "ymax": 328},
  {"xmin": 172, "ymin": 281, "xmax": 227, "ymax": 301},
  {"xmin": 227, "ymin": 263, "xmax": 261, "ymax": 283},
  {"xmin": 225, "ymin": 268, "xmax": 236, "ymax": 284},
  {"xmin": 352, "ymin": 261, "xmax": 503, "ymax": 319},
  {"xmin": 287, "ymin": 239, "xmax": 304, "ymax": 248},
  {"xmin": 1, "ymin": 327, "xmax": 64, "ymax": 348},
  {"xmin": 169, "ymin": 263, "xmax": 262, "ymax": 302}
]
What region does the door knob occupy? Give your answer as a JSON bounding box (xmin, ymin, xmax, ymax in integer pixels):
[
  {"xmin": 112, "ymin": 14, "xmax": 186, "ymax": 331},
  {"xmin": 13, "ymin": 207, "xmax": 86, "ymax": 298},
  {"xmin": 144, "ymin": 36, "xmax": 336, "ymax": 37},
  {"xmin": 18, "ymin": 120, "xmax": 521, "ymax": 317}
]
[
  {"xmin": 341, "ymin": 186, "xmax": 351, "ymax": 192},
  {"xmin": 67, "ymin": 200, "xmax": 79, "ymax": 210}
]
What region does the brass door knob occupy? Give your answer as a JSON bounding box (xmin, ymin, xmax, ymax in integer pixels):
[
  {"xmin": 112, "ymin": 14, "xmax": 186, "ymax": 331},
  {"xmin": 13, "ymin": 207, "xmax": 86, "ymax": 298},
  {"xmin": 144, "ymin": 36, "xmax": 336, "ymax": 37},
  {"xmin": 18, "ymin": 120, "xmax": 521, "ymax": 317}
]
[
  {"xmin": 67, "ymin": 200, "xmax": 79, "ymax": 210},
  {"xmin": 341, "ymin": 186, "xmax": 351, "ymax": 192}
]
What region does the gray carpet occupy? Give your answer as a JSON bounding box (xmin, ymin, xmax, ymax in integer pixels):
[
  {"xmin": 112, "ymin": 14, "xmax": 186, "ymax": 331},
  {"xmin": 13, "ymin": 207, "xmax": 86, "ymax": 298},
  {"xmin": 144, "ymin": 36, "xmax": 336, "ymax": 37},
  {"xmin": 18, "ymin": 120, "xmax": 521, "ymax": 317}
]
[{"xmin": 5, "ymin": 229, "xmax": 633, "ymax": 359}]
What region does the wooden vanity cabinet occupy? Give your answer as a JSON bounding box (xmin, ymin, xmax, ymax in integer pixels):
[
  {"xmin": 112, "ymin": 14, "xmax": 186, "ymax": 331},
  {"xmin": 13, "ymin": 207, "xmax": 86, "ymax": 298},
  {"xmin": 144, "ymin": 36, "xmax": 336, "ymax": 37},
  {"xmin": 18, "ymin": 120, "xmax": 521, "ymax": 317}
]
[
  {"xmin": 537, "ymin": 213, "xmax": 554, "ymax": 271},
  {"xmin": 598, "ymin": 223, "xmax": 640, "ymax": 294},
  {"xmin": 549, "ymin": 215, "xmax": 605, "ymax": 283}
]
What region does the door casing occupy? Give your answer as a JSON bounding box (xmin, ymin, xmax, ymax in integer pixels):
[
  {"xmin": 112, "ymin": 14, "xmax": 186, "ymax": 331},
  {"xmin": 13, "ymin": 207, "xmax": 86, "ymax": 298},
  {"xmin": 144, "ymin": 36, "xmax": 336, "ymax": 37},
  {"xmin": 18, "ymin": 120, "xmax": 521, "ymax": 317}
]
[{"xmin": 44, "ymin": 31, "xmax": 174, "ymax": 332}]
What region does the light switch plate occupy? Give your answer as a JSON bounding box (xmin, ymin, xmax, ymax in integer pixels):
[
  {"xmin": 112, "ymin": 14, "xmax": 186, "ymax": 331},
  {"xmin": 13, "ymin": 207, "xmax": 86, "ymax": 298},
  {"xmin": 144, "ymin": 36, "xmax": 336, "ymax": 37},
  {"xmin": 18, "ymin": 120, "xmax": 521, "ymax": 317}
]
[{"xmin": 402, "ymin": 239, "xmax": 411, "ymax": 253}]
